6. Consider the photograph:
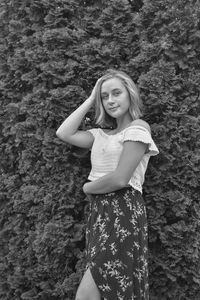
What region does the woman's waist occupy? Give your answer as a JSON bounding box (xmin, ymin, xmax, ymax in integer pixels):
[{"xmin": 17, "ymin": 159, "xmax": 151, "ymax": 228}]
[
  {"xmin": 88, "ymin": 173, "xmax": 143, "ymax": 193},
  {"xmin": 86, "ymin": 181, "xmax": 142, "ymax": 198}
]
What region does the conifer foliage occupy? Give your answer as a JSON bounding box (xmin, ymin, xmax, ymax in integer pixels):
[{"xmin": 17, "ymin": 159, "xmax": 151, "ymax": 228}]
[{"xmin": 0, "ymin": 0, "xmax": 199, "ymax": 299}]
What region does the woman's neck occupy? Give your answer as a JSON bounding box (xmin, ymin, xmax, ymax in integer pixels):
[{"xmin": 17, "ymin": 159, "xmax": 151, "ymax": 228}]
[{"xmin": 115, "ymin": 115, "xmax": 133, "ymax": 132}]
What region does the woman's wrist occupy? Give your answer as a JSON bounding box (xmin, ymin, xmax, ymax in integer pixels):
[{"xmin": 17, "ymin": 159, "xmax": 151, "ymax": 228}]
[{"xmin": 85, "ymin": 96, "xmax": 95, "ymax": 106}]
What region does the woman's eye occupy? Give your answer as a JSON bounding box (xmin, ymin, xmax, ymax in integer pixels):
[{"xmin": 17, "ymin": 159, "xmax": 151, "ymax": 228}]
[
  {"xmin": 101, "ymin": 95, "xmax": 108, "ymax": 100},
  {"xmin": 114, "ymin": 91, "xmax": 121, "ymax": 96}
]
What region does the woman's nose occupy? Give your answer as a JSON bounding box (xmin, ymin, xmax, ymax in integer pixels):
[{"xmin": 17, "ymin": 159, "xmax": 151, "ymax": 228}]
[{"xmin": 107, "ymin": 94, "xmax": 114, "ymax": 104}]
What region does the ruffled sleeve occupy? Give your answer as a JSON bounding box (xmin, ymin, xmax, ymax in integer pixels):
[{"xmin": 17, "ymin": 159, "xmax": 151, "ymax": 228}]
[
  {"xmin": 122, "ymin": 125, "xmax": 159, "ymax": 156},
  {"xmin": 87, "ymin": 128, "xmax": 99, "ymax": 139}
]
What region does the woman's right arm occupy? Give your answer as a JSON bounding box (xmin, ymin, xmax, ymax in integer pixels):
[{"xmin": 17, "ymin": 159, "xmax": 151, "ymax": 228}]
[{"xmin": 56, "ymin": 81, "xmax": 99, "ymax": 148}]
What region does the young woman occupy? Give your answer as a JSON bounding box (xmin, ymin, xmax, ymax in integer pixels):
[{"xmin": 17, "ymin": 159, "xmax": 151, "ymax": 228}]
[{"xmin": 56, "ymin": 69, "xmax": 159, "ymax": 300}]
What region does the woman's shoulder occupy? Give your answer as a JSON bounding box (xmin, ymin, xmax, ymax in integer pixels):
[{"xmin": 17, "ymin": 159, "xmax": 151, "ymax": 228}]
[
  {"xmin": 88, "ymin": 127, "xmax": 109, "ymax": 139},
  {"xmin": 130, "ymin": 119, "xmax": 151, "ymax": 133},
  {"xmin": 87, "ymin": 127, "xmax": 100, "ymax": 136}
]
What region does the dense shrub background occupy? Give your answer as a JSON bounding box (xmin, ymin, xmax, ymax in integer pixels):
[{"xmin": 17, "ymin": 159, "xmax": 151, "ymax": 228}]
[{"xmin": 0, "ymin": 0, "xmax": 200, "ymax": 299}]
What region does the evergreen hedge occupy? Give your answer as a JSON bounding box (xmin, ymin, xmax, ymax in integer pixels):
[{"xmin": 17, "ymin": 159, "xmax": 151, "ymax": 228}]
[{"xmin": 0, "ymin": 0, "xmax": 199, "ymax": 299}]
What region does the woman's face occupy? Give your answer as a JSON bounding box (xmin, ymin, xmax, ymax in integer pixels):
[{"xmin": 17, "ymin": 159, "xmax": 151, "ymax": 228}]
[{"xmin": 100, "ymin": 77, "xmax": 131, "ymax": 120}]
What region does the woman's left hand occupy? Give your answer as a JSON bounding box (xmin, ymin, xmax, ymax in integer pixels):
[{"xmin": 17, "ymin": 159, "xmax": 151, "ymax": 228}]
[
  {"xmin": 83, "ymin": 182, "xmax": 90, "ymax": 194},
  {"xmin": 83, "ymin": 183, "xmax": 93, "ymax": 201}
]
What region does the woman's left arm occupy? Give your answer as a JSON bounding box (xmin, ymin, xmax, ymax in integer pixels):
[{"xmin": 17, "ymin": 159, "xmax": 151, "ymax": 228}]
[{"xmin": 83, "ymin": 141, "xmax": 147, "ymax": 194}]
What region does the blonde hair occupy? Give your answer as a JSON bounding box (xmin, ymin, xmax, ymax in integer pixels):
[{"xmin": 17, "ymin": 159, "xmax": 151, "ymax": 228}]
[{"xmin": 94, "ymin": 69, "xmax": 143, "ymax": 127}]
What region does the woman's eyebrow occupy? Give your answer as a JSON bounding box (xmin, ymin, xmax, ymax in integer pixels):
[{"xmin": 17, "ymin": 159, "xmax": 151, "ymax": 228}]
[
  {"xmin": 112, "ymin": 88, "xmax": 121, "ymax": 92},
  {"xmin": 101, "ymin": 88, "xmax": 121, "ymax": 94}
]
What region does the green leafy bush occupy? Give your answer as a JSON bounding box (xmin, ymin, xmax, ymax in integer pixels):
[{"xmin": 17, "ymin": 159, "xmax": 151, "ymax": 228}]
[{"xmin": 0, "ymin": 0, "xmax": 199, "ymax": 299}]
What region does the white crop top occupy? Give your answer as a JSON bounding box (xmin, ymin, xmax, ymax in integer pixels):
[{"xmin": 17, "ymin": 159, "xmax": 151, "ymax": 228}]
[{"xmin": 87, "ymin": 125, "xmax": 159, "ymax": 193}]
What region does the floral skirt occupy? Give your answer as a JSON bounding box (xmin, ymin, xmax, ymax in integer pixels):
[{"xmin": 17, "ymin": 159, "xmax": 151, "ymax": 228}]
[{"xmin": 85, "ymin": 187, "xmax": 149, "ymax": 300}]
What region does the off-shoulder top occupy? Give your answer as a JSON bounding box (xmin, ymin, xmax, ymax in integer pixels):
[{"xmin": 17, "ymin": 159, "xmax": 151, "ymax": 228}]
[{"xmin": 87, "ymin": 125, "xmax": 159, "ymax": 193}]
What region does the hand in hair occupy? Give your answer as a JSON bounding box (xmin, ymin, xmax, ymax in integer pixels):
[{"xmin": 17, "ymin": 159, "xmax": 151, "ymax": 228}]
[{"xmin": 88, "ymin": 78, "xmax": 102, "ymax": 104}]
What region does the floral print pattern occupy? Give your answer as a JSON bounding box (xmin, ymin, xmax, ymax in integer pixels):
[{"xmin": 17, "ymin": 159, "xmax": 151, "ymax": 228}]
[{"xmin": 85, "ymin": 187, "xmax": 149, "ymax": 300}]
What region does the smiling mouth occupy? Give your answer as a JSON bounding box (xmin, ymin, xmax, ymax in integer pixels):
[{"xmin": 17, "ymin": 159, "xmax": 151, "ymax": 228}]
[{"xmin": 109, "ymin": 106, "xmax": 119, "ymax": 111}]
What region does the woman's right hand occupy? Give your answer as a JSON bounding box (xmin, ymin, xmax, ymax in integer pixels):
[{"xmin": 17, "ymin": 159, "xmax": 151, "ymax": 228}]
[
  {"xmin": 56, "ymin": 76, "xmax": 103, "ymax": 148},
  {"xmin": 87, "ymin": 78, "xmax": 102, "ymax": 104}
]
